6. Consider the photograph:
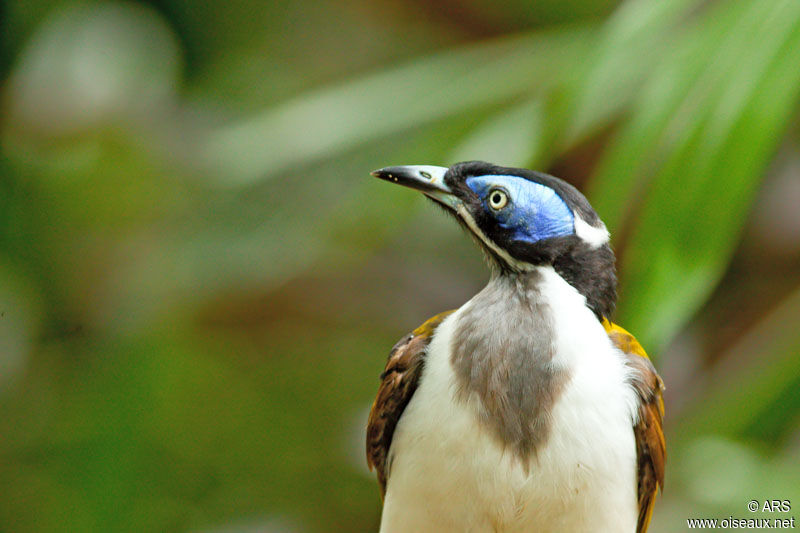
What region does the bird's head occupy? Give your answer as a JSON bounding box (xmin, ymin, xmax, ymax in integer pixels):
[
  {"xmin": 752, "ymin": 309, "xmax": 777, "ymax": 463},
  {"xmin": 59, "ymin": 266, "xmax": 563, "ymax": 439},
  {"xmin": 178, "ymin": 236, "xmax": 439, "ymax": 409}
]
[{"xmin": 372, "ymin": 161, "xmax": 617, "ymax": 319}]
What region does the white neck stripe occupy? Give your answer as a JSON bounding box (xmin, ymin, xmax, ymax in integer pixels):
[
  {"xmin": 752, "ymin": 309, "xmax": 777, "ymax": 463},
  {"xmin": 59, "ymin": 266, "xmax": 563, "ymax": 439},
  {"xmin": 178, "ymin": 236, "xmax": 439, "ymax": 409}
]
[{"xmin": 573, "ymin": 213, "xmax": 609, "ymax": 248}]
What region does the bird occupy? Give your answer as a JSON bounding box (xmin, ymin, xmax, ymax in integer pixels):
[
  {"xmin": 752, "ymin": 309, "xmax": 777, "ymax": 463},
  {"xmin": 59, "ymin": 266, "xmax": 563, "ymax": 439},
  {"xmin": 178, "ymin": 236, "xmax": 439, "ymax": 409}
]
[{"xmin": 366, "ymin": 161, "xmax": 665, "ymax": 532}]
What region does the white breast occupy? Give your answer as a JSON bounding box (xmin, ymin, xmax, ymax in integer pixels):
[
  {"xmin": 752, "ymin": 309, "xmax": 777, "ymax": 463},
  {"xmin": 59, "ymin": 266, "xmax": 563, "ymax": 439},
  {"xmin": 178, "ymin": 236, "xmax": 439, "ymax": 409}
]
[{"xmin": 379, "ymin": 267, "xmax": 639, "ymax": 533}]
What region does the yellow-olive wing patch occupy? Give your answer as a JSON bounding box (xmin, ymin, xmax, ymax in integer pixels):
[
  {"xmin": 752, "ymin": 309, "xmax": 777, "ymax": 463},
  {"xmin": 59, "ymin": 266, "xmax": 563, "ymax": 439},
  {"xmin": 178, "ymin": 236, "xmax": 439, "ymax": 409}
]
[{"xmin": 604, "ymin": 319, "xmax": 666, "ymax": 533}]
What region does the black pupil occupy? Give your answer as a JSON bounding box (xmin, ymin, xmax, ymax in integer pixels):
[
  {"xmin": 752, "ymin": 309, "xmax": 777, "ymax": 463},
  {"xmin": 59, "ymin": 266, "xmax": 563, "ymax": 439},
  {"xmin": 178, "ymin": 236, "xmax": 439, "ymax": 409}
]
[{"xmin": 492, "ymin": 193, "xmax": 502, "ymax": 205}]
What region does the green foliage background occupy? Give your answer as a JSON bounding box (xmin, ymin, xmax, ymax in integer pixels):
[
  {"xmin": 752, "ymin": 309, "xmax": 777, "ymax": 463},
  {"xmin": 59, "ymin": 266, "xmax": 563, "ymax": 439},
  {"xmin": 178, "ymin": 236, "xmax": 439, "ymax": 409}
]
[{"xmin": 1, "ymin": 0, "xmax": 799, "ymax": 531}]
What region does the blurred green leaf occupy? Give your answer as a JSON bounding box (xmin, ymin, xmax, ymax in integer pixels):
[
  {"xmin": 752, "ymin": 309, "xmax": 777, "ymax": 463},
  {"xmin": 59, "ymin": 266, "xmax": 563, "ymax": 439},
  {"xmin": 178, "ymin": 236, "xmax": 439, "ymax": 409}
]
[
  {"xmin": 674, "ymin": 286, "xmax": 800, "ymax": 444},
  {"xmin": 647, "ymin": 436, "xmax": 800, "ymax": 533},
  {"xmin": 588, "ymin": 0, "xmax": 757, "ymax": 233},
  {"xmin": 591, "ymin": 0, "xmax": 800, "ymax": 351},
  {"xmin": 448, "ymin": 98, "xmax": 545, "ymax": 168},
  {"xmin": 202, "ymin": 26, "xmax": 593, "ymax": 186},
  {"xmin": 564, "ymin": 0, "xmax": 705, "ymax": 146},
  {"xmin": 6, "ymin": 3, "xmax": 181, "ymax": 135}
]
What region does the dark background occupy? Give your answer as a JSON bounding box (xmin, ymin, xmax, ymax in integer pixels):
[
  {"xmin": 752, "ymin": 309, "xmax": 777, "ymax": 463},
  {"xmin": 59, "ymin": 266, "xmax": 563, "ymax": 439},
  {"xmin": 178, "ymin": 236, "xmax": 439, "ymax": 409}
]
[{"xmin": 1, "ymin": 0, "xmax": 799, "ymax": 531}]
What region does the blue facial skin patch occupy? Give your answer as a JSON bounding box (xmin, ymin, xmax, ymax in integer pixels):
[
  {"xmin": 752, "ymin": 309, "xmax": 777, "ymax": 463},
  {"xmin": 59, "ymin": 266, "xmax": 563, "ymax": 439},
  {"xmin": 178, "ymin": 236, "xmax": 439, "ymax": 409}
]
[{"xmin": 465, "ymin": 175, "xmax": 575, "ymax": 244}]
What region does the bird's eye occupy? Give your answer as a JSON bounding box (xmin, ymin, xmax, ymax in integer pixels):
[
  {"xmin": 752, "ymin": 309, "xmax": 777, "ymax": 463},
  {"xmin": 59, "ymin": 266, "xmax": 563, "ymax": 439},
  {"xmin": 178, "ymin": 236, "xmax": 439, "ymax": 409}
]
[{"xmin": 488, "ymin": 189, "xmax": 509, "ymax": 210}]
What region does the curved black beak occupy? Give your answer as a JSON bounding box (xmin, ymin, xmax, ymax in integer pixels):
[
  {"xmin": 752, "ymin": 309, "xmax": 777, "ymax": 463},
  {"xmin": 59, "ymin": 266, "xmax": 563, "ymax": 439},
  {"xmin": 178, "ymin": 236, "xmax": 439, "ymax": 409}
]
[{"xmin": 371, "ymin": 165, "xmax": 460, "ymax": 210}]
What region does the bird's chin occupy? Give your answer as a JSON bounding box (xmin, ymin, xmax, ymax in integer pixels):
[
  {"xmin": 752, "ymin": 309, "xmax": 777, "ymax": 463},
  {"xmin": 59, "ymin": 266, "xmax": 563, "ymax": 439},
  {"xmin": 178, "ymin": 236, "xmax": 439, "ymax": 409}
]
[
  {"xmin": 424, "ymin": 194, "xmax": 458, "ymax": 214},
  {"xmin": 424, "ymin": 199, "xmax": 511, "ymax": 272}
]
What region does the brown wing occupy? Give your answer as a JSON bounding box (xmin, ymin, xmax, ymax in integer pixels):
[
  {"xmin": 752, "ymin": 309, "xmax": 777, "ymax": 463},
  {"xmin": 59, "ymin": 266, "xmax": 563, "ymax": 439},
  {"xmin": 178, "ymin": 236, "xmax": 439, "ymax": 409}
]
[
  {"xmin": 603, "ymin": 319, "xmax": 666, "ymax": 533},
  {"xmin": 366, "ymin": 310, "xmax": 455, "ymax": 497}
]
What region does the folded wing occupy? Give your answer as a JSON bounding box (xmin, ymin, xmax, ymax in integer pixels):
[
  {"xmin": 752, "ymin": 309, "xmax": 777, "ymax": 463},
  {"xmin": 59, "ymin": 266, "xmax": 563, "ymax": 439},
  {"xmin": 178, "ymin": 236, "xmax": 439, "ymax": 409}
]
[
  {"xmin": 604, "ymin": 319, "xmax": 666, "ymax": 533},
  {"xmin": 366, "ymin": 310, "xmax": 455, "ymax": 496}
]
